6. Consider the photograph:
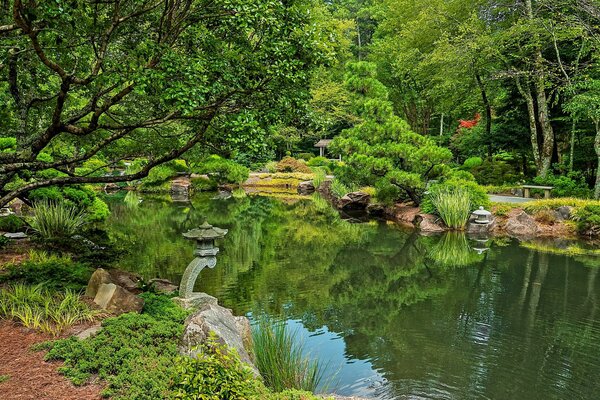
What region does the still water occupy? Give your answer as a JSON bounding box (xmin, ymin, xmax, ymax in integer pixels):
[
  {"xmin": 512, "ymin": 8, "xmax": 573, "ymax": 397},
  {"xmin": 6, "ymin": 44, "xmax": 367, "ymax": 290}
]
[{"xmin": 106, "ymin": 191, "xmax": 600, "ymax": 400}]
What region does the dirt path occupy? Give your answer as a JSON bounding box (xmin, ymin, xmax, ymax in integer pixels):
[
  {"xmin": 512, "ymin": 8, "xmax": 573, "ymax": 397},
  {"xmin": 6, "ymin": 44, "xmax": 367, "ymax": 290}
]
[{"xmin": 0, "ymin": 322, "xmax": 103, "ymax": 400}]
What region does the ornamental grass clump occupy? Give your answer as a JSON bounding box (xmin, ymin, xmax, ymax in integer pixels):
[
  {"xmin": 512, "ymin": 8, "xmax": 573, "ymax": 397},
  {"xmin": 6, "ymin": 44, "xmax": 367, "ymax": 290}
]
[
  {"xmin": 29, "ymin": 200, "xmax": 87, "ymax": 240},
  {"xmin": 0, "ymin": 283, "xmax": 95, "ymax": 336},
  {"xmin": 429, "ymin": 187, "xmax": 472, "ymax": 230},
  {"xmin": 252, "ymin": 320, "xmax": 326, "ymax": 393}
]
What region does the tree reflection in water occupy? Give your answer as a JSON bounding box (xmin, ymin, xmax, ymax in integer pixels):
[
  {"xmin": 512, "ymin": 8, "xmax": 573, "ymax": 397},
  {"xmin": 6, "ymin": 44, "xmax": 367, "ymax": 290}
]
[{"xmin": 105, "ymin": 192, "xmax": 600, "ymax": 399}]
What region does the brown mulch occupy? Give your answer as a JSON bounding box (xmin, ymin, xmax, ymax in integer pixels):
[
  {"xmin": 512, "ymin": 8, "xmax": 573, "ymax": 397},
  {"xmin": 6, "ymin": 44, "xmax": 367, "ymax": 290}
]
[{"xmin": 0, "ymin": 321, "xmax": 103, "ymax": 400}]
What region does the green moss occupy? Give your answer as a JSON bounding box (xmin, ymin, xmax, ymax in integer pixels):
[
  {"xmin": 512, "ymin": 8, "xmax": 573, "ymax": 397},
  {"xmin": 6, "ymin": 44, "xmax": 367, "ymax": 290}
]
[{"xmin": 0, "ymin": 214, "xmax": 26, "ymax": 232}]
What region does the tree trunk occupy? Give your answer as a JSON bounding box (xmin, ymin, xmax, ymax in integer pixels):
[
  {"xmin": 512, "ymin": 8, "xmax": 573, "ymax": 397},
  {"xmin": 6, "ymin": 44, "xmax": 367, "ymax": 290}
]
[
  {"xmin": 569, "ymin": 120, "xmax": 577, "ymax": 173},
  {"xmin": 516, "ymin": 77, "xmax": 541, "ymax": 171},
  {"xmin": 476, "ymin": 73, "xmax": 493, "ymax": 159},
  {"xmin": 594, "ymin": 120, "xmax": 600, "ymax": 199},
  {"xmin": 525, "ymin": 0, "xmax": 554, "ymax": 178}
]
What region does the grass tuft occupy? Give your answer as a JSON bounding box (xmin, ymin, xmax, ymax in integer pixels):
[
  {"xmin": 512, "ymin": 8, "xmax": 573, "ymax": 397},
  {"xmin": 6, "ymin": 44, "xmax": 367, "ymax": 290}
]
[
  {"xmin": 29, "ymin": 200, "xmax": 87, "ymax": 240},
  {"xmin": 0, "ymin": 283, "xmax": 95, "ymax": 336},
  {"xmin": 429, "ymin": 187, "xmax": 472, "ymax": 230},
  {"xmin": 252, "ymin": 319, "xmax": 326, "ymax": 393}
]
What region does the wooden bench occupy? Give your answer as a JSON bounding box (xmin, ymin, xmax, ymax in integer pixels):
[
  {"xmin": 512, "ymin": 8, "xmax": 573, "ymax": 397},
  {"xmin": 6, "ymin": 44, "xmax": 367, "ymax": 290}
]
[{"xmin": 522, "ymin": 185, "xmax": 554, "ymax": 199}]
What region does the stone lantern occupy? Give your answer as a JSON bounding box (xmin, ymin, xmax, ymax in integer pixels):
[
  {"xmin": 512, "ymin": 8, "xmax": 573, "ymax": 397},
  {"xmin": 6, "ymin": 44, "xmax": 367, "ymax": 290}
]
[
  {"xmin": 177, "ymin": 222, "xmax": 228, "ymax": 302},
  {"xmin": 471, "ymin": 206, "xmax": 492, "ymax": 224}
]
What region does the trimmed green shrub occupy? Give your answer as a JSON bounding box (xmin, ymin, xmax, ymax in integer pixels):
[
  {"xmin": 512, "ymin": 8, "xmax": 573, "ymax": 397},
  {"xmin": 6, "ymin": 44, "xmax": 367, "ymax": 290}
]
[
  {"xmin": 471, "ymin": 160, "xmax": 521, "ymax": 185},
  {"xmin": 0, "ymin": 236, "xmax": 9, "ymax": 249},
  {"xmin": 264, "ymin": 161, "xmax": 278, "ymax": 173},
  {"xmin": 0, "ymin": 215, "xmax": 26, "ymax": 232},
  {"xmin": 532, "ymin": 172, "xmax": 592, "ymax": 198},
  {"xmin": 276, "ymin": 157, "xmax": 312, "ymax": 174},
  {"xmin": 463, "ymin": 156, "xmax": 483, "ymax": 169},
  {"xmin": 191, "ymin": 176, "xmax": 218, "ymax": 192},
  {"xmin": 0, "ymin": 137, "xmax": 17, "ymax": 152},
  {"xmin": 173, "ymin": 335, "xmax": 267, "ymax": 399},
  {"xmin": 27, "ymin": 185, "xmax": 110, "ymax": 222},
  {"xmin": 0, "ymin": 252, "xmax": 93, "ymax": 291},
  {"xmin": 45, "ymin": 293, "xmax": 188, "ymax": 399},
  {"xmin": 197, "ymin": 155, "xmax": 250, "ymax": 185},
  {"xmin": 296, "ymin": 153, "xmax": 314, "ymax": 161}
]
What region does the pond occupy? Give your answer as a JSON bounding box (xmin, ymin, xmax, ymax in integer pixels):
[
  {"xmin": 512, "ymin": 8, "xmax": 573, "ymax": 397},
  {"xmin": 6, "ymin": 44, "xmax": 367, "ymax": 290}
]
[{"xmin": 105, "ymin": 191, "xmax": 600, "ymax": 400}]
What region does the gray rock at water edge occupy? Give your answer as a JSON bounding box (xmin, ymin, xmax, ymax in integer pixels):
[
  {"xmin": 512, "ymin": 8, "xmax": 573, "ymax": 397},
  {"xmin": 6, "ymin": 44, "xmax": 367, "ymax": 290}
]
[
  {"xmin": 179, "ymin": 302, "xmax": 258, "ymax": 376},
  {"xmin": 556, "ymin": 206, "xmax": 573, "ymax": 221},
  {"xmin": 173, "ymin": 292, "xmax": 218, "ymax": 310},
  {"xmin": 3, "ymin": 232, "xmax": 27, "ymax": 239},
  {"xmin": 504, "ymin": 211, "xmax": 539, "ymax": 238},
  {"xmin": 466, "ymin": 218, "xmax": 496, "ymax": 234},
  {"xmin": 93, "ymin": 283, "xmax": 144, "ymax": 315},
  {"xmin": 367, "ymin": 203, "xmax": 385, "ymax": 217},
  {"xmin": 414, "ymin": 214, "xmax": 446, "ymax": 233},
  {"xmin": 339, "ymin": 192, "xmax": 371, "ymax": 210},
  {"xmin": 104, "ymin": 183, "xmax": 120, "ymax": 191},
  {"xmin": 297, "ymin": 181, "xmax": 316, "ymax": 195},
  {"xmin": 149, "ymin": 278, "xmax": 179, "ymax": 295}
]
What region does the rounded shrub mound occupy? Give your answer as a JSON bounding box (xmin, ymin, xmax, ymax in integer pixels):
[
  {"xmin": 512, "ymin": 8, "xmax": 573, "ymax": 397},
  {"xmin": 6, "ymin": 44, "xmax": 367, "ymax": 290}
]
[{"xmin": 276, "ymin": 157, "xmax": 312, "ymax": 174}]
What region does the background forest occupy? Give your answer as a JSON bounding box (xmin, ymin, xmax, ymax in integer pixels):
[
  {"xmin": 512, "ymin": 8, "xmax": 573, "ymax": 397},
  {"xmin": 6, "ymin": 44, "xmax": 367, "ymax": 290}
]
[{"xmin": 2, "ymin": 0, "xmax": 600, "ymax": 207}]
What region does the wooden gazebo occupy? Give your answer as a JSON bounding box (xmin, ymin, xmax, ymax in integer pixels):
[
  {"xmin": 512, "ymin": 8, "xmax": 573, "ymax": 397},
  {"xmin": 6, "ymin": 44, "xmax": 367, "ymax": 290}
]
[{"xmin": 314, "ymin": 139, "xmax": 332, "ymax": 157}]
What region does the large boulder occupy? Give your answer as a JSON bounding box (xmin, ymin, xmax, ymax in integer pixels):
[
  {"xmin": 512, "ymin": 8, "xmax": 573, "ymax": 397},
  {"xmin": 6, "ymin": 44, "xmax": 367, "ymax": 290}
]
[
  {"xmin": 339, "ymin": 192, "xmax": 370, "ymax": 210},
  {"xmin": 85, "ymin": 268, "xmax": 112, "ymax": 298},
  {"xmin": 173, "ymin": 292, "xmax": 218, "ymax": 310},
  {"xmin": 297, "ymin": 181, "xmax": 315, "ymax": 195},
  {"xmin": 149, "ymin": 278, "xmax": 179, "ymax": 295},
  {"xmin": 179, "ymin": 302, "xmax": 258, "ymax": 376},
  {"xmin": 414, "ymin": 213, "xmax": 446, "ymax": 233},
  {"xmin": 93, "ymin": 283, "xmax": 144, "ymax": 315},
  {"xmin": 107, "ymin": 269, "xmax": 143, "ymax": 294},
  {"xmin": 504, "ymin": 210, "xmax": 539, "ymax": 238}
]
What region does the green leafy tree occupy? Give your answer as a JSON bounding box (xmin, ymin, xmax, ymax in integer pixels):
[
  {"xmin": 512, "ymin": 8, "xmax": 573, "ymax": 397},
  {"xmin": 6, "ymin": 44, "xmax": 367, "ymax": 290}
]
[
  {"xmin": 0, "ymin": 0, "xmax": 329, "ymax": 207},
  {"xmin": 330, "ymin": 62, "xmax": 452, "ymax": 204}
]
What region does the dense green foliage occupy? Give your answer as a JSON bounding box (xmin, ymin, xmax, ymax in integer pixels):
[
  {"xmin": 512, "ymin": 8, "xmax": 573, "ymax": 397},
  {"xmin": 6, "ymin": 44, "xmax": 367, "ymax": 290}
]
[
  {"xmin": 0, "ymin": 0, "xmax": 334, "ymax": 206},
  {"xmin": 45, "ymin": 293, "xmax": 188, "ymax": 399},
  {"xmin": 0, "ymin": 252, "xmax": 93, "ymax": 291},
  {"xmin": 276, "ymin": 157, "xmax": 313, "ymax": 174},
  {"xmin": 195, "ymin": 155, "xmax": 250, "ymax": 186},
  {"xmin": 0, "ymin": 214, "xmax": 25, "ymax": 232},
  {"xmin": 0, "ymin": 283, "xmax": 95, "ymax": 336},
  {"xmin": 330, "ymin": 62, "xmax": 452, "ymax": 205}
]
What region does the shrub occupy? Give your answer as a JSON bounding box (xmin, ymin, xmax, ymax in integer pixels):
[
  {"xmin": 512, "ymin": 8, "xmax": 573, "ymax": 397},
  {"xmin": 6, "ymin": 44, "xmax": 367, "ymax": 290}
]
[
  {"xmin": 0, "ymin": 252, "xmax": 93, "ymax": 291},
  {"xmin": 74, "ymin": 158, "xmax": 109, "ymax": 177},
  {"xmin": 190, "ymin": 176, "xmax": 218, "ymax": 192},
  {"xmin": 0, "ymin": 215, "xmax": 26, "ymax": 232},
  {"xmin": 264, "ymin": 161, "xmax": 278, "ymax": 173},
  {"xmin": 29, "ymin": 201, "xmax": 87, "ymax": 240},
  {"xmin": 197, "ymin": 155, "xmax": 250, "ymax": 185},
  {"xmin": 0, "ymin": 236, "xmax": 9, "ymax": 249},
  {"xmin": 532, "ymin": 172, "xmax": 592, "ymax": 198},
  {"xmin": 276, "ymin": 157, "xmax": 312, "ymax": 174},
  {"xmin": 307, "ymin": 156, "xmax": 330, "ymax": 168},
  {"xmin": 142, "ymin": 164, "xmax": 180, "ymax": 186},
  {"xmin": 296, "ymin": 152, "xmax": 314, "ymax": 161},
  {"xmin": 471, "ymin": 159, "xmax": 521, "ymax": 185},
  {"xmin": 29, "ymin": 186, "xmax": 64, "ymax": 202},
  {"xmin": 449, "ymin": 169, "xmax": 477, "ymax": 182},
  {"xmin": 0, "ymin": 284, "xmax": 95, "ymax": 336},
  {"xmin": 573, "ymin": 205, "xmax": 600, "ymax": 236},
  {"xmin": 45, "ymin": 293, "xmax": 188, "ymax": 399},
  {"xmin": 0, "ymin": 137, "xmax": 17, "ymax": 152},
  {"xmin": 172, "ymin": 335, "xmax": 267, "ymax": 399},
  {"xmin": 87, "ymin": 197, "xmax": 110, "ymax": 222},
  {"xmin": 27, "ymin": 185, "xmax": 109, "ymax": 222},
  {"xmin": 463, "ymin": 156, "xmax": 483, "ymax": 169},
  {"xmin": 428, "ymin": 186, "xmax": 472, "ymax": 230},
  {"xmin": 252, "ymin": 320, "xmax": 325, "ymax": 393}
]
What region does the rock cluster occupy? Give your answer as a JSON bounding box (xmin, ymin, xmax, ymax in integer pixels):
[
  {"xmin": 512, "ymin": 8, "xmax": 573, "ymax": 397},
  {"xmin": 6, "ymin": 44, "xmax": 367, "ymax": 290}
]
[{"xmin": 86, "ymin": 268, "xmax": 144, "ymax": 315}]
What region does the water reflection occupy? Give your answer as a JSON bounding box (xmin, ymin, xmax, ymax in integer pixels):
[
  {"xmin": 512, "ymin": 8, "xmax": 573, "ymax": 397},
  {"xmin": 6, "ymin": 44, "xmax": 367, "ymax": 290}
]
[{"xmin": 105, "ymin": 192, "xmax": 600, "ymax": 399}]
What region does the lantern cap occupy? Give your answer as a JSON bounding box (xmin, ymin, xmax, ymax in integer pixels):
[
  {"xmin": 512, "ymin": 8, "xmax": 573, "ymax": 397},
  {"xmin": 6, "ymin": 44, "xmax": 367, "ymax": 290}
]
[
  {"xmin": 183, "ymin": 221, "xmax": 228, "ymax": 241},
  {"xmin": 472, "ymin": 206, "xmax": 492, "ymax": 217}
]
